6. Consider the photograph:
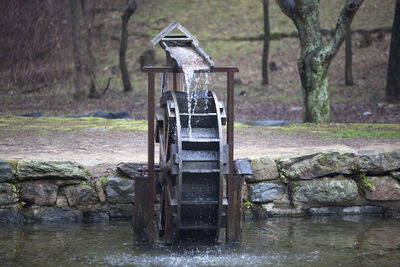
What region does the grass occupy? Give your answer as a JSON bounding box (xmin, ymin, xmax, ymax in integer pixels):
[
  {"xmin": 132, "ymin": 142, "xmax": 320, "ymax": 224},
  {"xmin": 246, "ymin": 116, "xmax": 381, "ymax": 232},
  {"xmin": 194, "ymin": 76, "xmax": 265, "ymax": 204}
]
[
  {"xmin": 235, "ymin": 122, "xmax": 400, "ymax": 140},
  {"xmin": 0, "ymin": 116, "xmax": 147, "ymax": 137},
  {"xmin": 1, "ymin": 116, "xmax": 398, "ymax": 140},
  {"xmin": 131, "ymin": 0, "xmax": 394, "ymax": 41}
]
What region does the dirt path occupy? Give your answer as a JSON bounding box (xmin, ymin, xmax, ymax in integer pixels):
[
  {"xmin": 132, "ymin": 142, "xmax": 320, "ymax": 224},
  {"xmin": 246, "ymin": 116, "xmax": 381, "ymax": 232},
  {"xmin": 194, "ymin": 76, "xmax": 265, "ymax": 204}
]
[{"xmin": 1, "ymin": 129, "xmax": 399, "ymax": 165}]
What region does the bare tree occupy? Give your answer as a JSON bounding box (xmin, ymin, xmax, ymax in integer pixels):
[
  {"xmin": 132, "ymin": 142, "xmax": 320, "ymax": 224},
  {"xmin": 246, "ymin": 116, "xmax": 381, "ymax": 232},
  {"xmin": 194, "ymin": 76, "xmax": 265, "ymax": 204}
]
[
  {"xmin": 262, "ymin": 0, "xmax": 270, "ymax": 85},
  {"xmin": 345, "ymin": 25, "xmax": 353, "ymax": 86},
  {"xmin": 70, "ymin": 0, "xmax": 99, "ymax": 99},
  {"xmin": 275, "ymin": 0, "xmax": 364, "ymax": 123},
  {"xmin": 120, "ymin": 0, "xmax": 137, "ymax": 92},
  {"xmin": 386, "ymin": 0, "xmax": 400, "ymax": 103}
]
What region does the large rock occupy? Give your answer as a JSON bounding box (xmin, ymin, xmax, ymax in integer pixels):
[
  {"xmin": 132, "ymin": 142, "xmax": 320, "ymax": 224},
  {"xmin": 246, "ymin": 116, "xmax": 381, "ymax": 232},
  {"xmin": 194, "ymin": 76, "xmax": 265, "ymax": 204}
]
[
  {"xmin": 61, "ymin": 184, "xmax": 98, "ymax": 207},
  {"xmin": 105, "ymin": 177, "xmax": 134, "ymax": 204},
  {"xmin": 20, "ymin": 182, "xmax": 58, "ymax": 206},
  {"xmin": 278, "ymin": 149, "xmax": 400, "ymax": 179},
  {"xmin": 16, "ymin": 160, "xmax": 86, "ymax": 180},
  {"xmin": 357, "ymin": 150, "xmax": 400, "ymax": 174},
  {"xmin": 279, "ymin": 149, "xmax": 355, "ymax": 179},
  {"xmin": 364, "ymin": 176, "xmax": 400, "ymax": 201},
  {"xmin": 248, "ymin": 182, "xmax": 285, "ymax": 203},
  {"xmin": 117, "ymin": 162, "xmax": 144, "ymax": 179},
  {"xmin": 0, "ymin": 159, "xmax": 13, "ymax": 182},
  {"xmin": 293, "ymin": 178, "xmax": 359, "ymax": 203},
  {"xmin": 0, "ymin": 183, "xmax": 18, "ymax": 205},
  {"xmin": 247, "ymin": 156, "xmax": 279, "ymax": 183},
  {"xmin": 309, "ymin": 205, "xmax": 383, "ymax": 215}
]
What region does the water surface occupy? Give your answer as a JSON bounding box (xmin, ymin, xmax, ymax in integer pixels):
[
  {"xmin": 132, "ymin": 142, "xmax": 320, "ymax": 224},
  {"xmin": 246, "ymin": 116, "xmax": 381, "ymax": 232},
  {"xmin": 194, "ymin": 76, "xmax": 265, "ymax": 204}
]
[{"xmin": 1, "ymin": 216, "xmax": 399, "ymax": 266}]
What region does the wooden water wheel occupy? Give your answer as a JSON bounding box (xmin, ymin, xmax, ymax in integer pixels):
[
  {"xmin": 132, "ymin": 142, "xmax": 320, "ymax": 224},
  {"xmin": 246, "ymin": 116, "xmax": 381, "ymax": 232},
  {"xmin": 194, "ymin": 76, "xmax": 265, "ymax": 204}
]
[{"xmin": 156, "ymin": 90, "xmax": 228, "ymax": 243}]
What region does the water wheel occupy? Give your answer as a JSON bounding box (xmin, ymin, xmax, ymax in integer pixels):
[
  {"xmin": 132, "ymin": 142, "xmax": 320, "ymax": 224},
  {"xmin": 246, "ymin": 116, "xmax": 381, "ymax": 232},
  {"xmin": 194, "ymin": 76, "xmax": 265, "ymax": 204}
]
[{"xmin": 156, "ymin": 90, "xmax": 228, "ymax": 243}]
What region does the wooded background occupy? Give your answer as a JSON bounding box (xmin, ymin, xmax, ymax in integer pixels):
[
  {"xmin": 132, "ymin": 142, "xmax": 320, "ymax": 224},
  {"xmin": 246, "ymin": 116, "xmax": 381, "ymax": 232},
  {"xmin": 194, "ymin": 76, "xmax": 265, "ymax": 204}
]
[{"xmin": 0, "ymin": 0, "xmax": 398, "ymax": 123}]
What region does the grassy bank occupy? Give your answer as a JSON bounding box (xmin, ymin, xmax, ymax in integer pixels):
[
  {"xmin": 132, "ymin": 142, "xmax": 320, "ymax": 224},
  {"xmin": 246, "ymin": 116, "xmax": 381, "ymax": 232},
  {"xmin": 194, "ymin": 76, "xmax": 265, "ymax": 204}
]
[{"xmin": 1, "ymin": 116, "xmax": 399, "ymax": 141}]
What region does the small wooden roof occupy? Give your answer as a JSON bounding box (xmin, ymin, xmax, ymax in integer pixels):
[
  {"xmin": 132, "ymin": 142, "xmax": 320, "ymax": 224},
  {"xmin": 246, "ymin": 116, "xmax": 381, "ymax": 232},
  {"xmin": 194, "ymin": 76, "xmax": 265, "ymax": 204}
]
[{"xmin": 151, "ymin": 21, "xmax": 199, "ymax": 46}]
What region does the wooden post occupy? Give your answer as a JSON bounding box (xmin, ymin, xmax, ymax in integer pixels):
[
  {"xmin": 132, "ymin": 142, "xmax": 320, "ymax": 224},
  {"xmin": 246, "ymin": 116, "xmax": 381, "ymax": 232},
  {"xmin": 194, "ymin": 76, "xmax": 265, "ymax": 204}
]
[
  {"xmin": 134, "ymin": 72, "xmax": 155, "ymax": 245},
  {"xmin": 226, "ymin": 70, "xmax": 241, "ymax": 243},
  {"xmin": 134, "ymin": 175, "xmax": 154, "ymax": 244}
]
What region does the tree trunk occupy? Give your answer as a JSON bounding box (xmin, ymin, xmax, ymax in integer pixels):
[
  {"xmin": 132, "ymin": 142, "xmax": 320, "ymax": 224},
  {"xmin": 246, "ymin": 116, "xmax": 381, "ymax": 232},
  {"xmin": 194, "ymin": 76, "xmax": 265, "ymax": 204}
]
[
  {"xmin": 386, "ymin": 0, "xmax": 400, "ymax": 103},
  {"xmin": 275, "ymin": 0, "xmax": 365, "ymax": 123},
  {"xmin": 262, "ymin": 0, "xmax": 270, "ymax": 85},
  {"xmin": 120, "ymin": 0, "xmax": 137, "ymax": 92},
  {"xmin": 70, "ymin": 0, "xmax": 98, "ymax": 99},
  {"xmin": 295, "ymin": 9, "xmax": 330, "ymax": 123},
  {"xmin": 298, "ymin": 55, "xmax": 330, "ymax": 123},
  {"xmin": 294, "ymin": 0, "xmax": 330, "ymax": 123},
  {"xmin": 345, "ymin": 26, "xmax": 353, "ymax": 86}
]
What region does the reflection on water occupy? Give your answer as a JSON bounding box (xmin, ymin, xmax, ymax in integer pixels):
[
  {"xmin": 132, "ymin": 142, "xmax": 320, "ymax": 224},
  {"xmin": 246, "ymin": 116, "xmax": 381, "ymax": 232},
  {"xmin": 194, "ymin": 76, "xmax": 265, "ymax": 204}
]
[{"xmin": 1, "ymin": 216, "xmax": 400, "ymax": 266}]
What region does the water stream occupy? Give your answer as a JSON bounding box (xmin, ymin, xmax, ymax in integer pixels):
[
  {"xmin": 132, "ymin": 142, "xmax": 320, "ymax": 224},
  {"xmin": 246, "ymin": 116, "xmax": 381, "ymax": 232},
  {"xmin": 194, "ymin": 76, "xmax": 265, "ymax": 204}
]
[
  {"xmin": 1, "ymin": 216, "xmax": 400, "ymax": 266},
  {"xmin": 183, "ymin": 69, "xmax": 209, "ymax": 138},
  {"xmin": 170, "ymin": 46, "xmax": 210, "ymax": 138}
]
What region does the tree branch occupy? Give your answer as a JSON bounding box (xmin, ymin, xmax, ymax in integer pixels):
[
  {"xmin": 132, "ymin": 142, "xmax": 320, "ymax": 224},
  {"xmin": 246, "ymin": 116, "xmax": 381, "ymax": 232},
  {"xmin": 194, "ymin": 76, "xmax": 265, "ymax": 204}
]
[
  {"xmin": 275, "ymin": 0, "xmax": 296, "ymax": 19},
  {"xmin": 325, "ymin": 0, "xmax": 365, "ymax": 61}
]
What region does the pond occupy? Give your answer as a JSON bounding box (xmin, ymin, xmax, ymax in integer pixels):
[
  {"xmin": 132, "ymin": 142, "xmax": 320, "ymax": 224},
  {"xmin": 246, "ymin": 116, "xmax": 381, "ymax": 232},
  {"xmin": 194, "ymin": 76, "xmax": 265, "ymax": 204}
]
[{"xmin": 1, "ymin": 216, "xmax": 399, "ymax": 266}]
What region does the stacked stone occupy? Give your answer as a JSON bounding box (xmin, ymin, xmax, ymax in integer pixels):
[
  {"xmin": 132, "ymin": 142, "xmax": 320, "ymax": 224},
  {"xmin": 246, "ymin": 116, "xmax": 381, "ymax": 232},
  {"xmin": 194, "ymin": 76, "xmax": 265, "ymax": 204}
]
[
  {"xmin": 246, "ymin": 149, "xmax": 400, "ymax": 218},
  {"xmin": 2, "ymin": 149, "xmax": 400, "ymax": 224},
  {"xmin": 0, "ymin": 159, "xmax": 141, "ymax": 224}
]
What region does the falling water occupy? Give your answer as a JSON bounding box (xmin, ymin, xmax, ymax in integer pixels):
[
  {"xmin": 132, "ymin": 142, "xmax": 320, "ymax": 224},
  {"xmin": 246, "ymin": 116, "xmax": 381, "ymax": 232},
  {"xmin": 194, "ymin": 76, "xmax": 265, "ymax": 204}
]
[
  {"xmin": 170, "ymin": 46, "xmax": 211, "ymax": 138},
  {"xmin": 183, "ymin": 68, "xmax": 207, "ymax": 137}
]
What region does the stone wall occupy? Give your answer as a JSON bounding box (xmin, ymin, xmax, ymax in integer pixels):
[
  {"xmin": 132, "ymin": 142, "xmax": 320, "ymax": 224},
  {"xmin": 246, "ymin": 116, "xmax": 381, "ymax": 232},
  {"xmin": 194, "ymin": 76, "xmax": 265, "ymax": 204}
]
[
  {"xmin": 244, "ymin": 149, "xmax": 400, "ymax": 218},
  {"xmin": 0, "ymin": 159, "xmax": 142, "ymax": 224},
  {"xmin": 1, "ymin": 148, "xmax": 400, "ymax": 225}
]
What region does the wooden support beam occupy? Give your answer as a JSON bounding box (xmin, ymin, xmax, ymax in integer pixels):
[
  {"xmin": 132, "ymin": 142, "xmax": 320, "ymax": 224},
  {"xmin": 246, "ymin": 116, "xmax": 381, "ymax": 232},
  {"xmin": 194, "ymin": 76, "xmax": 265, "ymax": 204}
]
[
  {"xmin": 134, "ymin": 72, "xmax": 155, "ymax": 245},
  {"xmin": 142, "ymin": 66, "xmax": 239, "ymax": 73},
  {"xmin": 148, "ymin": 72, "xmax": 155, "ymax": 213},
  {"xmin": 226, "ymin": 70, "xmax": 242, "ymax": 243}
]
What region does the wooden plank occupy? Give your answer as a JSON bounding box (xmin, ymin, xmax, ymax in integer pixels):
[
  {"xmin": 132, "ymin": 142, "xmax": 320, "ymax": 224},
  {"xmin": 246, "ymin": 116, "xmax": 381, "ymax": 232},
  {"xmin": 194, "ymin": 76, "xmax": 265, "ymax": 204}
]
[
  {"xmin": 142, "ymin": 66, "xmax": 239, "ymax": 73},
  {"xmin": 213, "ymin": 66, "xmax": 239, "ymax": 73}
]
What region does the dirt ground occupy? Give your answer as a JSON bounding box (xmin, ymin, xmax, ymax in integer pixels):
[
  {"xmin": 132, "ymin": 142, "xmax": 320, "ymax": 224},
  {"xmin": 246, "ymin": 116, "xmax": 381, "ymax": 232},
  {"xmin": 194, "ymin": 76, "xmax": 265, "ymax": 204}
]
[{"xmin": 1, "ymin": 128, "xmax": 399, "ymax": 166}]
